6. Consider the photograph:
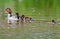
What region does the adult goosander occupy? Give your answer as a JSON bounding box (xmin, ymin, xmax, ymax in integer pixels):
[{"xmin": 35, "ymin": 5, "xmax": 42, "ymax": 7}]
[{"xmin": 5, "ymin": 8, "xmax": 20, "ymax": 24}]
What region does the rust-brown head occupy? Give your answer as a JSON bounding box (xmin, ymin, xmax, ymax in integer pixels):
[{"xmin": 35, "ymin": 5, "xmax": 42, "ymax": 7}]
[{"xmin": 5, "ymin": 8, "xmax": 12, "ymax": 14}]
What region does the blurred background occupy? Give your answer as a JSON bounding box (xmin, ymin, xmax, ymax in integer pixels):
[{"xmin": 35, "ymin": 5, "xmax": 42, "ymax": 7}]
[{"xmin": 0, "ymin": 0, "xmax": 60, "ymax": 21}]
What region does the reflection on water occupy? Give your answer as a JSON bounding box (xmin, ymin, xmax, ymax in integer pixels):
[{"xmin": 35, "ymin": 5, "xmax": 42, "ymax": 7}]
[{"xmin": 0, "ymin": 19, "xmax": 60, "ymax": 39}]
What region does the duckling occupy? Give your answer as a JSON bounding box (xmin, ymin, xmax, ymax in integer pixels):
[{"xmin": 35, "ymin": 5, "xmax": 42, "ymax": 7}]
[{"xmin": 51, "ymin": 20, "xmax": 56, "ymax": 24}]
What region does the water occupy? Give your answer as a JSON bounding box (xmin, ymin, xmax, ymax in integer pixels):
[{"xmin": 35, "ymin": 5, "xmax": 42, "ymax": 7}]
[{"xmin": 0, "ymin": 19, "xmax": 60, "ymax": 39}]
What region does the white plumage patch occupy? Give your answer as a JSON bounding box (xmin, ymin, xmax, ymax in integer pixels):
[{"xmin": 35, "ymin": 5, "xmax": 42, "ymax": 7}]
[{"xmin": 7, "ymin": 14, "xmax": 18, "ymax": 23}]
